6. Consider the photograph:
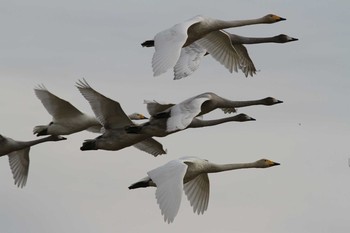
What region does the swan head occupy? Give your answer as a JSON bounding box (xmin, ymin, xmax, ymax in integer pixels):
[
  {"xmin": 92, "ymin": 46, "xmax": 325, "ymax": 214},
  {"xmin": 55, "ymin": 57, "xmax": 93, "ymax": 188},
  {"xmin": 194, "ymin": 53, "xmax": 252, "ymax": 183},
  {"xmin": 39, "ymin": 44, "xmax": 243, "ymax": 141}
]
[
  {"xmin": 263, "ymin": 14, "xmax": 286, "ymax": 23},
  {"xmin": 275, "ymin": 34, "xmax": 299, "ymax": 43},
  {"xmin": 263, "ymin": 97, "xmax": 283, "ymax": 105},
  {"xmin": 255, "ymin": 159, "xmax": 280, "ymax": 168},
  {"xmin": 235, "ymin": 113, "xmax": 256, "ymax": 122},
  {"xmin": 129, "ymin": 113, "xmax": 148, "ymax": 120}
]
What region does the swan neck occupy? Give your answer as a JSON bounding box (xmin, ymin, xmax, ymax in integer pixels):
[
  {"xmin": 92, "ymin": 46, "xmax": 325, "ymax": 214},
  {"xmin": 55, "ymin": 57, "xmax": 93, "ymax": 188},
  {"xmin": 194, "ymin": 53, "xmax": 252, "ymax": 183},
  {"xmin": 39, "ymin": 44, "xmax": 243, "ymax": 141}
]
[
  {"xmin": 228, "ymin": 99, "xmax": 265, "ymax": 108},
  {"xmin": 208, "ymin": 162, "xmax": 257, "ymax": 173},
  {"xmin": 214, "ymin": 17, "xmax": 266, "ymax": 30},
  {"xmin": 189, "ymin": 116, "xmax": 241, "ymax": 128},
  {"xmin": 230, "ymin": 34, "xmax": 278, "ymax": 44},
  {"xmin": 22, "ymin": 136, "xmax": 58, "ymax": 147}
]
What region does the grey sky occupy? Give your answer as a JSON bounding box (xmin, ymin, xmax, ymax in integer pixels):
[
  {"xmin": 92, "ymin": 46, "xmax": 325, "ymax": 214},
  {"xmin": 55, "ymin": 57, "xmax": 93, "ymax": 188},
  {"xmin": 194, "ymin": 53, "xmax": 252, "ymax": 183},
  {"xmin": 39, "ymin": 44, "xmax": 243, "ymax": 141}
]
[{"xmin": 1, "ymin": 0, "xmax": 349, "ymax": 232}]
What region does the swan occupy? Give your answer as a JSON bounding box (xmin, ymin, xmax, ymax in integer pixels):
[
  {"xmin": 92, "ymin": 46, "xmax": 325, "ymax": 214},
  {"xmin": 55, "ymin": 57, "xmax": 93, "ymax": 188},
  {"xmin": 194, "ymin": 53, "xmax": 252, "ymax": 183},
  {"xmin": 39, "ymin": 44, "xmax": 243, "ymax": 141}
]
[
  {"xmin": 75, "ymin": 79, "xmax": 167, "ymax": 156},
  {"xmin": 141, "ymin": 14, "xmax": 286, "ymax": 76},
  {"xmin": 129, "ymin": 156, "xmax": 280, "ymax": 223},
  {"xmin": 143, "ymin": 33, "xmax": 298, "ymax": 79},
  {"xmin": 0, "ymin": 134, "xmax": 66, "ymax": 188},
  {"xmin": 34, "ymin": 85, "xmax": 147, "ymax": 136},
  {"xmin": 175, "ymin": 33, "xmax": 299, "ymax": 79},
  {"xmin": 127, "ymin": 113, "xmax": 255, "ymax": 137},
  {"xmin": 126, "ymin": 92, "xmax": 282, "ymax": 135}
]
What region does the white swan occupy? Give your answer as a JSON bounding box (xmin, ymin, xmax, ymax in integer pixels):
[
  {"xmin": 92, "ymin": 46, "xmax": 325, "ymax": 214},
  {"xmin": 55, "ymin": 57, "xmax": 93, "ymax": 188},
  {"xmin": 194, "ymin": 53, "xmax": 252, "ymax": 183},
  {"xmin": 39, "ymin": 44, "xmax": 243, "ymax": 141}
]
[
  {"xmin": 174, "ymin": 33, "xmax": 298, "ymax": 79},
  {"xmin": 75, "ymin": 79, "xmax": 167, "ymax": 156},
  {"xmin": 34, "ymin": 85, "xmax": 147, "ymax": 136},
  {"xmin": 142, "ymin": 14, "xmax": 286, "ymax": 76},
  {"xmin": 126, "ymin": 92, "xmax": 282, "ymax": 136},
  {"xmin": 129, "ymin": 156, "xmax": 280, "ymax": 223},
  {"xmin": 0, "ymin": 134, "xmax": 66, "ymax": 188}
]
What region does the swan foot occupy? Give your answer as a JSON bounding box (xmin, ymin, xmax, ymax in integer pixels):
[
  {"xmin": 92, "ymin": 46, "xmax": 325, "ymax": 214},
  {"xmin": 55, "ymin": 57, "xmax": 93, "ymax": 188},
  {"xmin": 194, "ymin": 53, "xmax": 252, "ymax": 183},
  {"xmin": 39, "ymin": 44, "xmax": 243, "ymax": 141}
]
[{"xmin": 80, "ymin": 140, "xmax": 97, "ymax": 150}]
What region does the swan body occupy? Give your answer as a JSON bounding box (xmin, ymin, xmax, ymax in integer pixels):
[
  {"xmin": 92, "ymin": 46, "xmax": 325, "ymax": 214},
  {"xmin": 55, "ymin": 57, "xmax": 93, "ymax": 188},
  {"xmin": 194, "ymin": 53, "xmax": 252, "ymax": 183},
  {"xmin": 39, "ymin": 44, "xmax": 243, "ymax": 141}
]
[
  {"xmin": 34, "ymin": 85, "xmax": 147, "ymax": 136},
  {"xmin": 0, "ymin": 134, "xmax": 66, "ymax": 188},
  {"xmin": 175, "ymin": 33, "xmax": 298, "ymax": 79},
  {"xmin": 143, "ymin": 14, "xmax": 286, "ymax": 77},
  {"xmin": 34, "ymin": 85, "xmax": 103, "ymax": 136},
  {"xmin": 126, "ymin": 92, "xmax": 282, "ymax": 135},
  {"xmin": 75, "ymin": 79, "xmax": 167, "ymax": 156},
  {"xmin": 129, "ymin": 156, "xmax": 280, "ymax": 223}
]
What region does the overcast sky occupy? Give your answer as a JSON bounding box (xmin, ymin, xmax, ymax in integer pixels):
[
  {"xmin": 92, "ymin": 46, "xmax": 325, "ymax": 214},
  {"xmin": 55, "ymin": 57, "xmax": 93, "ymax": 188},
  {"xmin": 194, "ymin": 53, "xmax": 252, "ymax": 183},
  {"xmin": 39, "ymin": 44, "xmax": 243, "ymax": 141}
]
[{"xmin": 1, "ymin": 0, "xmax": 349, "ymax": 232}]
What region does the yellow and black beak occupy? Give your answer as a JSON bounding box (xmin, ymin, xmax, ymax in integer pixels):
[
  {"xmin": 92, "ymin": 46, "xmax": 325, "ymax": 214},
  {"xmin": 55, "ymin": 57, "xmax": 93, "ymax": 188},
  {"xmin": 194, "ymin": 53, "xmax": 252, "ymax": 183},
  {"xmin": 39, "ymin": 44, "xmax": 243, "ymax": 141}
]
[{"xmin": 268, "ymin": 160, "xmax": 281, "ymax": 167}]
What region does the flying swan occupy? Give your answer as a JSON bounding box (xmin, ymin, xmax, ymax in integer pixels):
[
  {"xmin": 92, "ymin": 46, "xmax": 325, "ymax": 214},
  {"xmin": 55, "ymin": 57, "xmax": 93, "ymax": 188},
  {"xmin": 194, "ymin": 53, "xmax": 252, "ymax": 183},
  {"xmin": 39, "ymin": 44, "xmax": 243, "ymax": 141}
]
[
  {"xmin": 129, "ymin": 156, "xmax": 280, "ymax": 223},
  {"xmin": 142, "ymin": 14, "xmax": 286, "ymax": 77},
  {"xmin": 0, "ymin": 134, "xmax": 66, "ymax": 187}
]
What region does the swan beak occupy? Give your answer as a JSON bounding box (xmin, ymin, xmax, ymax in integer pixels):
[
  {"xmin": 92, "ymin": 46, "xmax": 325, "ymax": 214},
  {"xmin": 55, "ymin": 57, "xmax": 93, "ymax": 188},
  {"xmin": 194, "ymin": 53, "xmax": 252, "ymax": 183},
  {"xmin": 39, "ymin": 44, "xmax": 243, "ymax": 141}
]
[
  {"xmin": 249, "ymin": 117, "xmax": 256, "ymax": 121},
  {"xmin": 290, "ymin": 37, "xmax": 299, "ymax": 41},
  {"xmin": 278, "ymin": 17, "xmax": 286, "ymax": 21},
  {"xmin": 271, "ymin": 161, "xmax": 280, "ymax": 166},
  {"xmin": 277, "ymin": 100, "xmax": 283, "ymax": 104}
]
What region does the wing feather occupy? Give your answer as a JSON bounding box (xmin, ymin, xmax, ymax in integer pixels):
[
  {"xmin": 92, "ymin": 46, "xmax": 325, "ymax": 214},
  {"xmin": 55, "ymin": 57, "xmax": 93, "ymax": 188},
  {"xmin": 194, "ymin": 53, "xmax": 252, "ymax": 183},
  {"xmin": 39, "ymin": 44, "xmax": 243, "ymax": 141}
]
[
  {"xmin": 166, "ymin": 96, "xmax": 210, "ymax": 132},
  {"xmin": 152, "ymin": 16, "xmax": 203, "ymax": 76},
  {"xmin": 132, "ymin": 138, "xmax": 167, "ymax": 157},
  {"xmin": 34, "ymin": 85, "xmax": 83, "ymax": 120},
  {"xmin": 75, "ymin": 79, "xmax": 132, "ymax": 129},
  {"xmin": 147, "ymin": 160, "xmax": 188, "ymax": 223},
  {"xmin": 184, "ymin": 174, "xmax": 210, "ymax": 215},
  {"xmin": 173, "ymin": 42, "xmax": 207, "ymax": 80},
  {"xmin": 8, "ymin": 148, "xmax": 30, "ymax": 188},
  {"xmin": 196, "ymin": 30, "xmax": 241, "ymax": 75}
]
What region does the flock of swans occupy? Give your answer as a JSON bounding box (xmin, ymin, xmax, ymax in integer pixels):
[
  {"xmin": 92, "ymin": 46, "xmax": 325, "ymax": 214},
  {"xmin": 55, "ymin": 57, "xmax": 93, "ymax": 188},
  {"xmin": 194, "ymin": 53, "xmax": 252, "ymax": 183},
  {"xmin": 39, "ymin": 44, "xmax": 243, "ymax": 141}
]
[{"xmin": 1, "ymin": 13, "xmax": 297, "ymax": 223}]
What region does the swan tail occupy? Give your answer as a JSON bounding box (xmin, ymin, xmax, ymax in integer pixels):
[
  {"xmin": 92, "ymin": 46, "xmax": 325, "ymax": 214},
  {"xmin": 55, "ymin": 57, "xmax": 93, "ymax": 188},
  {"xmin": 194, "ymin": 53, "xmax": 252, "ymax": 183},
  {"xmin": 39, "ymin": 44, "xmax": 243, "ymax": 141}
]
[
  {"xmin": 128, "ymin": 177, "xmax": 152, "ymax": 189},
  {"xmin": 141, "ymin": 40, "xmax": 155, "ymax": 47},
  {"xmin": 33, "ymin": 125, "xmax": 48, "ymax": 136},
  {"xmin": 80, "ymin": 140, "xmax": 97, "ymax": 151}
]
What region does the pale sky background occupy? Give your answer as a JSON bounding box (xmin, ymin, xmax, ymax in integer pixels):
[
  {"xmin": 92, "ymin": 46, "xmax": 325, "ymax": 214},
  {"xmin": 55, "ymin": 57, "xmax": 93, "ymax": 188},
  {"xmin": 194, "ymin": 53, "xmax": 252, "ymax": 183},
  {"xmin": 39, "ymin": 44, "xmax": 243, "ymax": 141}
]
[{"xmin": 1, "ymin": 0, "xmax": 349, "ymax": 232}]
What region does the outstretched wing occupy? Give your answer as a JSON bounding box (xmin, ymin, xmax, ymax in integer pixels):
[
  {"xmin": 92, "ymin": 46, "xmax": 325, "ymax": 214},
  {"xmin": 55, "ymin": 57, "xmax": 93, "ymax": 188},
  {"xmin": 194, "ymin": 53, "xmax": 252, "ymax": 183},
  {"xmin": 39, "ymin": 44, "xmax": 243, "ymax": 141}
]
[
  {"xmin": 184, "ymin": 173, "xmax": 210, "ymax": 215},
  {"xmin": 8, "ymin": 147, "xmax": 30, "ymax": 188},
  {"xmin": 76, "ymin": 79, "xmax": 133, "ymax": 129},
  {"xmin": 144, "ymin": 100, "xmax": 175, "ymax": 116},
  {"xmin": 232, "ymin": 43, "xmax": 257, "ymax": 77},
  {"xmin": 196, "ymin": 30, "xmax": 241, "ymax": 74},
  {"xmin": 166, "ymin": 95, "xmax": 210, "ymax": 132},
  {"xmin": 173, "ymin": 42, "xmax": 207, "ymax": 80},
  {"xmin": 152, "ymin": 16, "xmax": 203, "ymax": 77},
  {"xmin": 147, "ymin": 159, "xmax": 188, "ymax": 223},
  {"xmin": 133, "ymin": 138, "xmax": 167, "ymax": 157},
  {"xmin": 34, "ymin": 85, "xmax": 83, "ymax": 120}
]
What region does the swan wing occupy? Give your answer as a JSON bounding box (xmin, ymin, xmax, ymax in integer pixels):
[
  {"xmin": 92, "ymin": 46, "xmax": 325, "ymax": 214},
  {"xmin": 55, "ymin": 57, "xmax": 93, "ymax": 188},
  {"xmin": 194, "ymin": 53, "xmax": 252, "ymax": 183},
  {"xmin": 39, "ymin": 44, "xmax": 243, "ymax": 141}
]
[
  {"xmin": 232, "ymin": 44, "xmax": 257, "ymax": 77},
  {"xmin": 75, "ymin": 79, "xmax": 132, "ymax": 129},
  {"xmin": 8, "ymin": 147, "xmax": 30, "ymax": 188},
  {"xmin": 147, "ymin": 159, "xmax": 188, "ymax": 223},
  {"xmin": 173, "ymin": 42, "xmax": 207, "ymax": 80},
  {"xmin": 167, "ymin": 95, "xmax": 210, "ymax": 132},
  {"xmin": 184, "ymin": 173, "xmax": 210, "ymax": 215},
  {"xmin": 152, "ymin": 16, "xmax": 203, "ymax": 77},
  {"xmin": 196, "ymin": 30, "xmax": 241, "ymax": 74},
  {"xmin": 144, "ymin": 100, "xmax": 175, "ymax": 116},
  {"xmin": 133, "ymin": 138, "xmax": 167, "ymax": 157},
  {"xmin": 34, "ymin": 85, "xmax": 83, "ymax": 120}
]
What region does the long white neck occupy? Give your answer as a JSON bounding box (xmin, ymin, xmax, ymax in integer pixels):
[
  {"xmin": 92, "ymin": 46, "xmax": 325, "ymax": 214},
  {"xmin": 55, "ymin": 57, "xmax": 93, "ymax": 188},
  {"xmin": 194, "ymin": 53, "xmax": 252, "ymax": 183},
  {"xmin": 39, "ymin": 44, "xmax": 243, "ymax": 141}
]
[
  {"xmin": 207, "ymin": 162, "xmax": 258, "ymax": 173},
  {"xmin": 189, "ymin": 116, "xmax": 246, "ymax": 128},
  {"xmin": 229, "ymin": 34, "xmax": 282, "ymax": 44},
  {"xmin": 19, "ymin": 135, "xmax": 62, "ymax": 148},
  {"xmin": 212, "ymin": 17, "xmax": 269, "ymax": 31},
  {"xmin": 224, "ymin": 99, "xmax": 269, "ymax": 108}
]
